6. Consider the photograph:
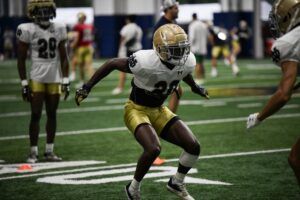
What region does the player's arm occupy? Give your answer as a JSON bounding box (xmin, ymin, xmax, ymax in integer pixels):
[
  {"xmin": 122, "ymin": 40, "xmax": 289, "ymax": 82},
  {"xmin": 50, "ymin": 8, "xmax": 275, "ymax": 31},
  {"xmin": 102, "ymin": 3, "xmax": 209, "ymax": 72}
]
[
  {"xmin": 70, "ymin": 31, "xmax": 79, "ymax": 49},
  {"xmin": 247, "ymin": 61, "xmax": 298, "ymax": 129},
  {"xmin": 17, "ymin": 40, "xmax": 31, "ymax": 102},
  {"xmin": 58, "ymin": 40, "xmax": 70, "ymax": 100},
  {"xmin": 75, "ymin": 58, "xmax": 131, "ymax": 105},
  {"xmin": 183, "ymin": 73, "xmax": 209, "ymax": 99},
  {"xmin": 258, "ymin": 61, "xmax": 297, "ymax": 121}
]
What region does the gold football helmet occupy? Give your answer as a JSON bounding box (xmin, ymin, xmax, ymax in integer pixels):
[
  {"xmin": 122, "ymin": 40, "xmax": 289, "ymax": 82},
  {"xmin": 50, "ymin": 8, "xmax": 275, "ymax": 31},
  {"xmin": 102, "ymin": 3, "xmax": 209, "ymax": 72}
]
[
  {"xmin": 269, "ymin": 0, "xmax": 300, "ymax": 38},
  {"xmin": 153, "ymin": 24, "xmax": 190, "ymax": 66},
  {"xmin": 77, "ymin": 12, "xmax": 86, "ymax": 23},
  {"xmin": 27, "ymin": 0, "xmax": 56, "ymax": 26}
]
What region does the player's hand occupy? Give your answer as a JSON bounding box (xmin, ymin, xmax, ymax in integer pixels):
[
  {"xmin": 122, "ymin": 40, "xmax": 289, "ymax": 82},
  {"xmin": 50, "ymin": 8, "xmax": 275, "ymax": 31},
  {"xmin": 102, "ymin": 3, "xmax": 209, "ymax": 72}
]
[
  {"xmin": 62, "ymin": 77, "xmax": 70, "ymax": 100},
  {"xmin": 22, "ymin": 85, "xmax": 32, "ymax": 102},
  {"xmin": 246, "ymin": 113, "xmax": 261, "ymax": 129},
  {"xmin": 75, "ymin": 84, "xmax": 90, "ymax": 106},
  {"xmin": 62, "ymin": 84, "xmax": 70, "ymax": 100},
  {"xmin": 192, "ymin": 84, "xmax": 209, "ymax": 99}
]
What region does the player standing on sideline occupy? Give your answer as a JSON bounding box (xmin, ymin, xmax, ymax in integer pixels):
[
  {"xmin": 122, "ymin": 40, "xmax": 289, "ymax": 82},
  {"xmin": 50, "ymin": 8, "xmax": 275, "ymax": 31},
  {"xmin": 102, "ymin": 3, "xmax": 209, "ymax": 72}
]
[
  {"xmin": 111, "ymin": 15, "xmax": 143, "ymax": 95},
  {"xmin": 247, "ymin": 0, "xmax": 300, "ymax": 185},
  {"xmin": 16, "ymin": 0, "xmax": 70, "ymax": 163},
  {"xmin": 76, "ymin": 24, "xmax": 209, "ymax": 200},
  {"xmin": 69, "ymin": 12, "xmax": 94, "ymax": 87},
  {"xmin": 188, "ymin": 13, "xmax": 209, "ymax": 84}
]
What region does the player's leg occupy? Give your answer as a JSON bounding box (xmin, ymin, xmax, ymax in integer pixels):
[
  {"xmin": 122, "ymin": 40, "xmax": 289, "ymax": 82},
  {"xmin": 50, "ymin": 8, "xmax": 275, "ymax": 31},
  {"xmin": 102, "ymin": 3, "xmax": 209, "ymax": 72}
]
[
  {"xmin": 27, "ymin": 81, "xmax": 46, "ymax": 163},
  {"xmin": 125, "ymin": 125, "xmax": 161, "ymax": 200},
  {"xmin": 211, "ymin": 46, "xmax": 219, "ymax": 77},
  {"xmin": 112, "ymin": 72, "xmax": 126, "ymax": 95},
  {"xmin": 44, "ymin": 84, "xmax": 62, "ymax": 161},
  {"xmin": 194, "ymin": 55, "xmax": 205, "ymax": 84},
  {"xmin": 124, "ymin": 101, "xmax": 161, "ymax": 199},
  {"xmin": 224, "ymin": 46, "xmax": 239, "ymax": 76},
  {"xmin": 168, "ymin": 85, "xmax": 183, "ymax": 113},
  {"xmin": 160, "ymin": 119, "xmax": 200, "ymax": 200},
  {"xmin": 84, "ymin": 46, "xmax": 95, "ymax": 79},
  {"xmin": 288, "ymin": 138, "xmax": 300, "ymax": 185},
  {"xmin": 69, "ymin": 49, "xmax": 78, "ymax": 82}
]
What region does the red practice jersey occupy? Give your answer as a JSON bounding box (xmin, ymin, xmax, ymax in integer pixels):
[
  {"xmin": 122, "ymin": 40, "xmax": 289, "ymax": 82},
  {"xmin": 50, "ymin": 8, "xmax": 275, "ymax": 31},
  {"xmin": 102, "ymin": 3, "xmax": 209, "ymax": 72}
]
[{"xmin": 73, "ymin": 23, "xmax": 94, "ymax": 47}]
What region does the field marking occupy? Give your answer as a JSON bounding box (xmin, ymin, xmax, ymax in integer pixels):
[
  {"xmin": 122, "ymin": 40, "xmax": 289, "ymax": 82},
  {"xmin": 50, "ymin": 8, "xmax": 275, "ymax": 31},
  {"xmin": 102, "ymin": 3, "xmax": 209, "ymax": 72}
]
[
  {"xmin": 237, "ymin": 103, "xmax": 263, "ymax": 108},
  {"xmin": 0, "ymin": 74, "xmax": 280, "ymax": 86},
  {"xmin": 0, "ymin": 148, "xmax": 290, "ymax": 181},
  {"xmin": 1, "ymin": 112, "xmax": 300, "ymax": 141},
  {"xmin": 1, "ymin": 93, "xmax": 300, "ymax": 118}
]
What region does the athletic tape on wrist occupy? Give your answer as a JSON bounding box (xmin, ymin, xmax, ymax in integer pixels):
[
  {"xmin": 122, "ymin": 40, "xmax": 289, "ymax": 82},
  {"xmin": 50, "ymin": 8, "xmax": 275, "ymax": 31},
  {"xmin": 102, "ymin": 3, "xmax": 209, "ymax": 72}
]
[
  {"xmin": 62, "ymin": 77, "xmax": 69, "ymax": 84},
  {"xmin": 21, "ymin": 80, "xmax": 28, "ymax": 87}
]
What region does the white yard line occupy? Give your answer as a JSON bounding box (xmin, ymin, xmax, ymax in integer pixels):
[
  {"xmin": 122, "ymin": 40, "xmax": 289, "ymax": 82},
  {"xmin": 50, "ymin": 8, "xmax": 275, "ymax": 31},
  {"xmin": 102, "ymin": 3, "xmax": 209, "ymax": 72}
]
[
  {"xmin": 0, "ymin": 148, "xmax": 290, "ymax": 181},
  {"xmin": 1, "ymin": 112, "xmax": 300, "ymax": 141},
  {"xmin": 1, "ymin": 93, "xmax": 300, "ymax": 118},
  {"xmin": 237, "ymin": 103, "xmax": 263, "ymax": 108}
]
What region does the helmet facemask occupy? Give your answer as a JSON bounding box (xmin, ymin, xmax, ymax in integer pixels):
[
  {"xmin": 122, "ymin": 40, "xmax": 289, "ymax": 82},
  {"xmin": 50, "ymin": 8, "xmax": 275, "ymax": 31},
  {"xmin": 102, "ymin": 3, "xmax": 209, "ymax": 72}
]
[
  {"xmin": 269, "ymin": 0, "xmax": 300, "ymax": 39},
  {"xmin": 27, "ymin": 0, "xmax": 56, "ymax": 27},
  {"xmin": 153, "ymin": 24, "xmax": 190, "ymax": 66},
  {"xmin": 268, "ymin": 10, "xmax": 281, "ymax": 39},
  {"xmin": 157, "ymin": 41, "xmax": 190, "ymax": 66}
]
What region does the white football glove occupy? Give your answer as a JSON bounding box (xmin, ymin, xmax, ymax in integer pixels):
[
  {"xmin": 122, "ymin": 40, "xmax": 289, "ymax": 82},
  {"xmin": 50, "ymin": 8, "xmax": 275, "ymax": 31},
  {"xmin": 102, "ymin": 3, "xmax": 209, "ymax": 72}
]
[{"xmin": 246, "ymin": 113, "xmax": 261, "ymax": 129}]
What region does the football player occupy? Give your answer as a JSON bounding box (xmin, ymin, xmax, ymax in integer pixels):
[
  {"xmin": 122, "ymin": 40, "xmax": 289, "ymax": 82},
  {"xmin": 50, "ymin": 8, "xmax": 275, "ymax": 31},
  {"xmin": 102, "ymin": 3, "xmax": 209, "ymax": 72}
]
[
  {"xmin": 208, "ymin": 25, "xmax": 240, "ymax": 77},
  {"xmin": 247, "ymin": 0, "xmax": 300, "ymax": 185},
  {"xmin": 70, "ymin": 12, "xmax": 94, "ymax": 87},
  {"xmin": 76, "ymin": 24, "xmax": 209, "ymax": 200},
  {"xmin": 16, "ymin": 0, "xmax": 69, "ymax": 163}
]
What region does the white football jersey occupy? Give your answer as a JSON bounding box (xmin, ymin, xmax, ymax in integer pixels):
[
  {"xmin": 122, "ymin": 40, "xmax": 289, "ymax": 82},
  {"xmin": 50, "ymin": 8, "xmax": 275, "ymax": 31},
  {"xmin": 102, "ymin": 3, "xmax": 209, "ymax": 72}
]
[
  {"xmin": 120, "ymin": 23, "xmax": 143, "ymax": 52},
  {"xmin": 271, "ymin": 26, "xmax": 300, "ymax": 67},
  {"xmin": 129, "ymin": 50, "xmax": 195, "ymax": 95},
  {"xmin": 16, "ymin": 22, "xmax": 67, "ymax": 83},
  {"xmin": 188, "ymin": 20, "xmax": 208, "ymax": 55}
]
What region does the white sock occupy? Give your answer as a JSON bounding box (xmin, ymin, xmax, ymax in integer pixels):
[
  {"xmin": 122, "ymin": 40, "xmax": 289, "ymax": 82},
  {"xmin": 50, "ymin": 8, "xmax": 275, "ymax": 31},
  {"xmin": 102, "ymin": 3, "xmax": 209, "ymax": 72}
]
[
  {"xmin": 30, "ymin": 146, "xmax": 38, "ymax": 155},
  {"xmin": 174, "ymin": 172, "xmax": 185, "ymax": 183},
  {"xmin": 129, "ymin": 178, "xmax": 140, "ymax": 192},
  {"xmin": 45, "ymin": 143, "xmax": 54, "ymax": 153}
]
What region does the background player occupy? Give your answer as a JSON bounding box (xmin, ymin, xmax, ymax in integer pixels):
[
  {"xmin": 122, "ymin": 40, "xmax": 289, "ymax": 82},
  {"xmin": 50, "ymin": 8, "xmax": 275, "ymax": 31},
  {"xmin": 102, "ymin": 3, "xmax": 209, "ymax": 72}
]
[
  {"xmin": 111, "ymin": 15, "xmax": 143, "ymax": 95},
  {"xmin": 16, "ymin": 0, "xmax": 70, "ymax": 163},
  {"xmin": 208, "ymin": 24, "xmax": 240, "ymax": 77},
  {"xmin": 75, "ymin": 24, "xmax": 209, "ymax": 200},
  {"xmin": 188, "ymin": 13, "xmax": 209, "ymax": 84},
  {"xmin": 70, "ymin": 12, "xmax": 94, "ymax": 87},
  {"xmin": 247, "ymin": 0, "xmax": 300, "ymax": 185}
]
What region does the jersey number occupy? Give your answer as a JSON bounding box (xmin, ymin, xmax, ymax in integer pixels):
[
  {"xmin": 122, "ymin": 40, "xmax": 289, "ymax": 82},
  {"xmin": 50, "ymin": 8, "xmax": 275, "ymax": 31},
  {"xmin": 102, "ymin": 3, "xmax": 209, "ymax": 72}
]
[
  {"xmin": 152, "ymin": 80, "xmax": 179, "ymax": 95},
  {"xmin": 38, "ymin": 38, "xmax": 57, "ymax": 59}
]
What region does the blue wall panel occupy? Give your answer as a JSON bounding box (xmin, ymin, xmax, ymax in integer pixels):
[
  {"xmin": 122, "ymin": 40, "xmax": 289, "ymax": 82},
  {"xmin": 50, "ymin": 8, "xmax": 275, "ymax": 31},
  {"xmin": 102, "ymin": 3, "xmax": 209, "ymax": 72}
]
[
  {"xmin": 214, "ymin": 12, "xmax": 254, "ymax": 57},
  {"xmin": 0, "ymin": 17, "xmax": 29, "ymax": 54},
  {"xmin": 94, "ymin": 15, "xmax": 154, "ymax": 58}
]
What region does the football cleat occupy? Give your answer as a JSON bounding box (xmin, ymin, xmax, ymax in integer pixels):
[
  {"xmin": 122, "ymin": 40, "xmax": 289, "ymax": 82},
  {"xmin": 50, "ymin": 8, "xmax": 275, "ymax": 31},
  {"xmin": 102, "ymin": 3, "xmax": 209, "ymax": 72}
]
[
  {"xmin": 111, "ymin": 87, "xmax": 123, "ymax": 95},
  {"xmin": 26, "ymin": 153, "xmax": 38, "ymax": 164},
  {"xmin": 232, "ymin": 64, "xmax": 240, "ymax": 77},
  {"xmin": 167, "ymin": 176, "xmax": 195, "ymax": 200},
  {"xmin": 44, "ymin": 152, "xmax": 62, "ymax": 162},
  {"xmin": 210, "ymin": 68, "xmax": 218, "ymax": 77},
  {"xmin": 125, "ymin": 182, "xmax": 141, "ymax": 200}
]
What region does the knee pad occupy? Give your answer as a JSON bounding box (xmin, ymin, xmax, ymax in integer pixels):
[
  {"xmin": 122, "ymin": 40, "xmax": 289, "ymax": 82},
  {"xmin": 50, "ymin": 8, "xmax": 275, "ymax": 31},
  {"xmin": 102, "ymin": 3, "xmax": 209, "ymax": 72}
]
[{"xmin": 179, "ymin": 151, "xmax": 199, "ymax": 168}]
